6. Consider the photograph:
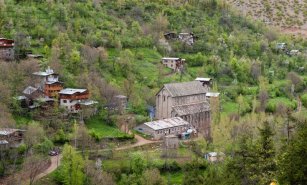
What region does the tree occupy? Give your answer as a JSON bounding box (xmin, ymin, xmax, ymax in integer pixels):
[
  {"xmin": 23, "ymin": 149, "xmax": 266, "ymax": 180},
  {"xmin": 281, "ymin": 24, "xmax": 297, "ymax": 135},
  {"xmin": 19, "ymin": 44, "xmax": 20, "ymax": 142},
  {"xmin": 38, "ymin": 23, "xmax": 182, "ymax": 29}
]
[
  {"xmin": 141, "ymin": 168, "xmax": 166, "ymax": 185},
  {"xmin": 278, "ymin": 121, "xmax": 307, "ymax": 185},
  {"xmin": 84, "ymin": 160, "xmax": 115, "ymax": 185},
  {"xmin": 183, "ymin": 160, "xmax": 206, "ymax": 185},
  {"xmin": 22, "ymin": 155, "xmax": 49, "ymax": 185},
  {"xmin": 57, "ymin": 144, "xmax": 85, "ymax": 185},
  {"xmin": 255, "ymin": 122, "xmax": 276, "ymax": 184},
  {"xmin": 24, "ymin": 122, "xmax": 45, "ymax": 153},
  {"xmin": 236, "ymin": 94, "xmax": 250, "ymax": 116}
]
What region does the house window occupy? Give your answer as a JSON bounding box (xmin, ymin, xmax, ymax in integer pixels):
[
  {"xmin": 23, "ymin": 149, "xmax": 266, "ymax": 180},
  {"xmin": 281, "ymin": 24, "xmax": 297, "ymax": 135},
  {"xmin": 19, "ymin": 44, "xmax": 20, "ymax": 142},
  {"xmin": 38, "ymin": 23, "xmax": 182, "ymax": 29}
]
[
  {"xmin": 63, "ymin": 100, "xmax": 67, "ymax": 103},
  {"xmin": 163, "ymin": 96, "xmax": 166, "ymax": 101}
]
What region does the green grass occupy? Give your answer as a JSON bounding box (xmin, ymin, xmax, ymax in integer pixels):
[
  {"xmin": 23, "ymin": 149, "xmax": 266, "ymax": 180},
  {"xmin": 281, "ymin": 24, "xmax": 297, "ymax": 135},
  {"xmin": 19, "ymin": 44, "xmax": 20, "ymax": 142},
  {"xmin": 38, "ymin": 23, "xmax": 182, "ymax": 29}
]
[
  {"xmin": 162, "ymin": 171, "xmax": 183, "ymax": 185},
  {"xmin": 221, "ymin": 101, "xmax": 238, "ymax": 114},
  {"xmin": 13, "ymin": 114, "xmax": 32, "ymax": 125},
  {"xmin": 86, "ymin": 116, "xmax": 128, "ymax": 139}
]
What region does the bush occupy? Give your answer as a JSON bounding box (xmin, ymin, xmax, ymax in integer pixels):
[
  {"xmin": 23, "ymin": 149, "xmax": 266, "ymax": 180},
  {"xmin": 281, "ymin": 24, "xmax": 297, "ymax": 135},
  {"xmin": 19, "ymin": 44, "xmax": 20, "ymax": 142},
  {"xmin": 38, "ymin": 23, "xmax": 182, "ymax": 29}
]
[
  {"xmin": 135, "ymin": 115, "xmax": 149, "ymax": 125},
  {"xmin": 301, "ymin": 94, "xmax": 307, "ymax": 108},
  {"xmin": 35, "ymin": 137, "xmax": 54, "ymax": 154},
  {"xmin": 53, "ymin": 129, "xmax": 69, "ymax": 144},
  {"xmin": 266, "ymin": 98, "xmax": 297, "ymax": 112}
]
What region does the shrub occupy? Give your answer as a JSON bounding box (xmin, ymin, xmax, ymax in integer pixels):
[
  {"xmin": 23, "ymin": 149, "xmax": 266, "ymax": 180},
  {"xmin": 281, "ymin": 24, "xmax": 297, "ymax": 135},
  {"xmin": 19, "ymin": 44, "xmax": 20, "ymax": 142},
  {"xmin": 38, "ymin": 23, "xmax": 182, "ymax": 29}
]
[
  {"xmin": 266, "ymin": 98, "xmax": 297, "ymax": 112},
  {"xmin": 301, "ymin": 94, "xmax": 307, "ymax": 108}
]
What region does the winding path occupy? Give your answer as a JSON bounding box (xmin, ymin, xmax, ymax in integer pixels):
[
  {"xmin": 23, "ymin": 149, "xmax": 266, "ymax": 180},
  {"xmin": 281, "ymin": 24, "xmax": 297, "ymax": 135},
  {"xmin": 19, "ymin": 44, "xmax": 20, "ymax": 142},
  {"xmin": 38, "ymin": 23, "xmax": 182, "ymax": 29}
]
[
  {"xmin": 33, "ymin": 133, "xmax": 157, "ymax": 182},
  {"xmin": 33, "ymin": 154, "xmax": 62, "ymax": 182}
]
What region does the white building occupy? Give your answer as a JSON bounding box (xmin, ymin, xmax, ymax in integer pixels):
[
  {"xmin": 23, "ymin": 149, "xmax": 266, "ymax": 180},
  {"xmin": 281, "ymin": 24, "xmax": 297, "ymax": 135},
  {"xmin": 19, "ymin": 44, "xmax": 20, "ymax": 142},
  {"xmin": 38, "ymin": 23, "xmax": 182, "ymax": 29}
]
[
  {"xmin": 135, "ymin": 117, "xmax": 190, "ymax": 140},
  {"xmin": 59, "ymin": 88, "xmax": 90, "ymax": 113}
]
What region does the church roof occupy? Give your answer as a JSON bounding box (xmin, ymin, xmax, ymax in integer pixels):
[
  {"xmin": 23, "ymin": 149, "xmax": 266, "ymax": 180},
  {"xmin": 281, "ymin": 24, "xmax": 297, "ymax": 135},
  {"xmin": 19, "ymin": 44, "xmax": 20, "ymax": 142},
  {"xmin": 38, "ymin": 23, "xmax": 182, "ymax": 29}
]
[
  {"xmin": 172, "ymin": 101, "xmax": 210, "ymax": 116},
  {"xmin": 163, "ymin": 81, "xmax": 208, "ymax": 97}
]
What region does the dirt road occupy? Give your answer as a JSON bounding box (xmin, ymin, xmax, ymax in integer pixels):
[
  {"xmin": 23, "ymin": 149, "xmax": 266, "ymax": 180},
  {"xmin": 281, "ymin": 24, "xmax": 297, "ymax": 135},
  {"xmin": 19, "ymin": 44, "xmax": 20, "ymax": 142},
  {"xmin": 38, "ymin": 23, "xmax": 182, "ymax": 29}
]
[
  {"xmin": 116, "ymin": 134, "xmax": 160, "ymax": 150},
  {"xmin": 33, "ymin": 154, "xmax": 62, "ymax": 183}
]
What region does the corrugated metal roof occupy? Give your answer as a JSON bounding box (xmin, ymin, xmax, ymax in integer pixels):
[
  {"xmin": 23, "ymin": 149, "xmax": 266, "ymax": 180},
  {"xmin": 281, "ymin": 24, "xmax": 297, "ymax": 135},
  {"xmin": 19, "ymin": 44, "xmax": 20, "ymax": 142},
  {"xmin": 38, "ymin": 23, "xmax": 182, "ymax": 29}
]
[
  {"xmin": 0, "ymin": 140, "xmax": 8, "ymax": 145},
  {"xmin": 0, "ymin": 128, "xmax": 21, "ymax": 136},
  {"xmin": 144, "ymin": 117, "xmax": 189, "ymax": 131},
  {"xmin": 59, "ymin": 88, "xmax": 87, "ymax": 95},
  {"xmin": 22, "ymin": 86, "xmax": 38, "ymax": 95},
  {"xmin": 206, "ymin": 92, "xmax": 220, "ymax": 97},
  {"xmin": 172, "ymin": 101, "xmax": 210, "ymax": 116},
  {"xmin": 164, "ymin": 81, "xmax": 208, "ymax": 97},
  {"xmin": 195, "ymin": 77, "xmax": 211, "ymax": 81},
  {"xmin": 162, "ymin": 57, "xmax": 180, "ymax": 60}
]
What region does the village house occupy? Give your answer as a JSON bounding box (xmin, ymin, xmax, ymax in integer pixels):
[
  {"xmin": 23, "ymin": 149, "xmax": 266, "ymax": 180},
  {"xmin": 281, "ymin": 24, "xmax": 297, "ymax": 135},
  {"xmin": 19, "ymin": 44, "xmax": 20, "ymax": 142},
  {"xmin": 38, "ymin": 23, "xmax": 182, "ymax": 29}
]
[
  {"xmin": 161, "ymin": 57, "xmax": 185, "ymax": 72},
  {"xmin": 33, "ymin": 67, "xmax": 64, "ymax": 98},
  {"xmin": 0, "ymin": 38, "xmax": 14, "ymax": 61},
  {"xmin": 135, "ymin": 117, "xmax": 190, "ymax": 140},
  {"xmin": 59, "ymin": 88, "xmax": 91, "ymax": 113},
  {"xmin": 0, "ymin": 128, "xmax": 25, "ymax": 149},
  {"xmin": 155, "ymin": 81, "xmax": 212, "ymax": 139},
  {"xmin": 195, "ymin": 77, "xmax": 213, "ymax": 89},
  {"xmin": 178, "ymin": 32, "xmax": 195, "ymax": 45},
  {"xmin": 163, "ymin": 32, "xmax": 197, "ymax": 45},
  {"xmin": 164, "ymin": 32, "xmax": 177, "ymax": 40}
]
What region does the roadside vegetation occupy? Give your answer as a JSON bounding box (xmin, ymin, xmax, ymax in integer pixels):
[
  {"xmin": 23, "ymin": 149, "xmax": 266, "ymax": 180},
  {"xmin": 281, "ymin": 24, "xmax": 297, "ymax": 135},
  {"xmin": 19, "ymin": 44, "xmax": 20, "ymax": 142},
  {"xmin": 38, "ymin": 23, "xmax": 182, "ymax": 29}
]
[{"xmin": 0, "ymin": 0, "xmax": 306, "ymax": 185}]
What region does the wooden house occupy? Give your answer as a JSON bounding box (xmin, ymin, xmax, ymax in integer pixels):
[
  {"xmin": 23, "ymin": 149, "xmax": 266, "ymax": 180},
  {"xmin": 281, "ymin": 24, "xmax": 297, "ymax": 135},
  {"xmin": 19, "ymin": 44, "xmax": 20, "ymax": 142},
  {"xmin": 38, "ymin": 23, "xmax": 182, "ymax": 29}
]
[
  {"xmin": 0, "ymin": 38, "xmax": 14, "ymax": 61},
  {"xmin": 59, "ymin": 88, "xmax": 90, "ymax": 113},
  {"xmin": 33, "ymin": 67, "xmax": 63, "ymax": 98},
  {"xmin": 0, "ymin": 128, "xmax": 25, "ymax": 148},
  {"xmin": 178, "ymin": 33, "xmax": 195, "ymax": 45},
  {"xmin": 161, "ymin": 57, "xmax": 185, "ymax": 72}
]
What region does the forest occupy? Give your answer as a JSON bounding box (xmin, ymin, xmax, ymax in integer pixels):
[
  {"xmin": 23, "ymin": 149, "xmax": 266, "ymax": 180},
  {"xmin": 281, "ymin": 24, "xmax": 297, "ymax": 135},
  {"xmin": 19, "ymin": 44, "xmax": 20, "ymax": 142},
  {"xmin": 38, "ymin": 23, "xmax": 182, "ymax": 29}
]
[{"xmin": 0, "ymin": 0, "xmax": 306, "ymax": 185}]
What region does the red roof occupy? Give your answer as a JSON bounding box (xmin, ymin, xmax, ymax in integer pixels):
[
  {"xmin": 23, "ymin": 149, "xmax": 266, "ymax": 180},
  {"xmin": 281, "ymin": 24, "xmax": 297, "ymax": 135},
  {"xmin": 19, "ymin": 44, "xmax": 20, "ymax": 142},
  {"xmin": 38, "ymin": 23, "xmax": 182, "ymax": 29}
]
[{"xmin": 0, "ymin": 38, "xmax": 14, "ymax": 47}]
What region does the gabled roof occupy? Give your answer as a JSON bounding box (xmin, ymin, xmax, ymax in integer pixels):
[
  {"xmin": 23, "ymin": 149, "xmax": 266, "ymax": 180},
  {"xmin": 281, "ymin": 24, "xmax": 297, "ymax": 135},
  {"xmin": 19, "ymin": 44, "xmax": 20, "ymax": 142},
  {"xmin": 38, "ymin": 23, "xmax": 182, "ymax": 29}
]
[
  {"xmin": 160, "ymin": 81, "xmax": 209, "ymax": 97},
  {"xmin": 172, "ymin": 101, "xmax": 210, "ymax": 116},
  {"xmin": 0, "ymin": 128, "xmax": 23, "ymax": 136},
  {"xmin": 59, "ymin": 88, "xmax": 87, "ymax": 95},
  {"xmin": 195, "ymin": 77, "xmax": 212, "ymax": 82},
  {"xmin": 23, "ymin": 86, "xmax": 38, "ymax": 95},
  {"xmin": 144, "ymin": 117, "xmax": 189, "ymax": 131},
  {"xmin": 33, "ymin": 66, "xmax": 55, "ymax": 76}
]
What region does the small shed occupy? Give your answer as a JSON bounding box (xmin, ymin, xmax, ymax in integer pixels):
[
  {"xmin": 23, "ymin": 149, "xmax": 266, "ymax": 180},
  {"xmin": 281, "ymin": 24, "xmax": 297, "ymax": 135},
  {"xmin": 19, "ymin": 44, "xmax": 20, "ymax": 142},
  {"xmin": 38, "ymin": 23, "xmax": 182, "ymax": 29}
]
[
  {"xmin": 115, "ymin": 95, "xmax": 128, "ymax": 114},
  {"xmin": 195, "ymin": 77, "xmax": 213, "ymax": 88},
  {"xmin": 164, "ymin": 32, "xmax": 177, "ymax": 40},
  {"xmin": 161, "ymin": 57, "xmax": 185, "ymax": 72},
  {"xmin": 164, "ymin": 135, "xmax": 179, "ymax": 149},
  {"xmin": 204, "ymin": 152, "xmax": 225, "ymax": 163}
]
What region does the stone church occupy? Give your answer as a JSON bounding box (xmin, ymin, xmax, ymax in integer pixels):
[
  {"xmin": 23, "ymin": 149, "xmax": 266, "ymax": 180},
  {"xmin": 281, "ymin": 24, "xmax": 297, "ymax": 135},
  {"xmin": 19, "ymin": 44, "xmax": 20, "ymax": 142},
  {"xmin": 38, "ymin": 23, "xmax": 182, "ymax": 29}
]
[{"xmin": 155, "ymin": 81, "xmax": 212, "ymax": 139}]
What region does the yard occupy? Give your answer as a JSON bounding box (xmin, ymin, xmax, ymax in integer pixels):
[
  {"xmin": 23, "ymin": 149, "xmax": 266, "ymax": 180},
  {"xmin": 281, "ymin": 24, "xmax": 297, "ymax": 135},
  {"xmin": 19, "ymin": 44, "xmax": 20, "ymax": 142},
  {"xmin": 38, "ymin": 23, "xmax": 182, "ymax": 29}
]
[{"xmin": 85, "ymin": 115, "xmax": 130, "ymax": 139}]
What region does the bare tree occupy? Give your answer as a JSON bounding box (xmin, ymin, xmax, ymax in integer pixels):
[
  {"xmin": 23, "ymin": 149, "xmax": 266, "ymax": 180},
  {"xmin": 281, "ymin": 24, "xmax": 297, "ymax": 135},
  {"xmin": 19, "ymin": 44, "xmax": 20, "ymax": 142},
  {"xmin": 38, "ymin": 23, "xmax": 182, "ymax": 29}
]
[
  {"xmin": 122, "ymin": 75, "xmax": 135, "ymax": 101},
  {"xmin": 24, "ymin": 122, "xmax": 45, "ymax": 153},
  {"xmin": 84, "ymin": 161, "xmax": 115, "ymax": 185},
  {"xmin": 77, "ymin": 124, "xmax": 92, "ymax": 157},
  {"xmin": 259, "ymin": 90, "xmax": 269, "ymax": 112},
  {"xmin": 22, "ymin": 155, "xmax": 49, "ymax": 185}
]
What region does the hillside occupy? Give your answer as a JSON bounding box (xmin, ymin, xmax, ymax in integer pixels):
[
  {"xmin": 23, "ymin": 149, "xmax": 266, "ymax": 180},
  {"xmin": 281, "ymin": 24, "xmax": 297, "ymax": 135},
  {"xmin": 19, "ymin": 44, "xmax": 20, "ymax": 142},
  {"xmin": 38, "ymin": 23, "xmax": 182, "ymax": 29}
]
[
  {"xmin": 227, "ymin": 0, "xmax": 307, "ymax": 37},
  {"xmin": 0, "ymin": 0, "xmax": 306, "ymax": 185}
]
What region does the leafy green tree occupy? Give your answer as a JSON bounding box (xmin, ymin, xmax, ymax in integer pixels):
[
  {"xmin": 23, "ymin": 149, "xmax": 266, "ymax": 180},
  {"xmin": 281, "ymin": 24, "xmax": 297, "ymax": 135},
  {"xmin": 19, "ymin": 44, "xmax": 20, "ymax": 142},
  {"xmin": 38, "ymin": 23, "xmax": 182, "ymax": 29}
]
[
  {"xmin": 183, "ymin": 160, "xmax": 207, "ymax": 185},
  {"xmin": 57, "ymin": 144, "xmax": 85, "ymax": 185},
  {"xmin": 278, "ymin": 122, "xmax": 307, "ymax": 185}
]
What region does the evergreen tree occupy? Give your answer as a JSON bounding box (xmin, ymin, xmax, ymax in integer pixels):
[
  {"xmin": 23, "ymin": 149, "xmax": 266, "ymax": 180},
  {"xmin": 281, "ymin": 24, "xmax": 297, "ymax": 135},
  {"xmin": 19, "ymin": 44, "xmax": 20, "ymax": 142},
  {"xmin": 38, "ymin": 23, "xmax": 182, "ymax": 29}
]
[
  {"xmin": 278, "ymin": 122, "xmax": 307, "ymax": 185},
  {"xmin": 57, "ymin": 144, "xmax": 85, "ymax": 185}
]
